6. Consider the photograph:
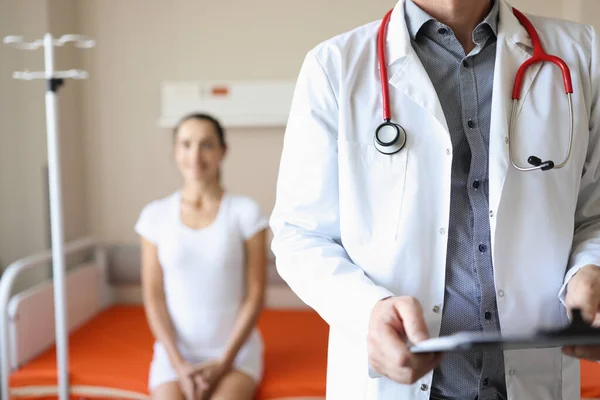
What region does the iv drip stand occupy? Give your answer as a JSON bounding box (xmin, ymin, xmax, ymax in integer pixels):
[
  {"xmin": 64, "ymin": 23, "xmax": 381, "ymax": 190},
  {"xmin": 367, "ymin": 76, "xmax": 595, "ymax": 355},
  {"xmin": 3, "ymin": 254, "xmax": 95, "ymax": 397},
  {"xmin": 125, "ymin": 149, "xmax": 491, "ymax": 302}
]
[{"xmin": 2, "ymin": 33, "xmax": 95, "ymax": 400}]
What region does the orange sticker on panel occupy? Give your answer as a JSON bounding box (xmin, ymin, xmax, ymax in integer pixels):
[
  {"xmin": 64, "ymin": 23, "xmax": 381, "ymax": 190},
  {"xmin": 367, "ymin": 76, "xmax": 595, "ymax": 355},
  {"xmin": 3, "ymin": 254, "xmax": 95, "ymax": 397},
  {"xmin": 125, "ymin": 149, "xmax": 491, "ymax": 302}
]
[{"xmin": 211, "ymin": 86, "xmax": 229, "ymax": 96}]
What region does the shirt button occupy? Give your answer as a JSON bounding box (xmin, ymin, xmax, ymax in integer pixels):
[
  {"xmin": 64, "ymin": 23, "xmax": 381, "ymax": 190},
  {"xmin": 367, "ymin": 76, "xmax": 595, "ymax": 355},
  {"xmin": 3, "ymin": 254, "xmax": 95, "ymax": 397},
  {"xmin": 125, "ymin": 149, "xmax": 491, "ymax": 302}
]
[
  {"xmin": 483, "ymin": 378, "xmax": 489, "ymax": 386},
  {"xmin": 467, "ymin": 119, "xmax": 475, "ymax": 128},
  {"xmin": 463, "ymin": 59, "xmax": 470, "ymax": 68},
  {"xmin": 472, "ymin": 180, "xmax": 480, "ymax": 189},
  {"xmin": 498, "ymin": 290, "xmax": 505, "ymax": 297},
  {"xmin": 420, "ymin": 384, "xmax": 428, "ymax": 391},
  {"xmin": 484, "ymin": 311, "xmax": 492, "ymax": 320},
  {"xmin": 478, "ymin": 244, "xmax": 487, "ymax": 252},
  {"xmin": 438, "ymin": 27, "xmax": 448, "ymax": 35},
  {"xmin": 432, "ymin": 305, "xmax": 441, "ymax": 313}
]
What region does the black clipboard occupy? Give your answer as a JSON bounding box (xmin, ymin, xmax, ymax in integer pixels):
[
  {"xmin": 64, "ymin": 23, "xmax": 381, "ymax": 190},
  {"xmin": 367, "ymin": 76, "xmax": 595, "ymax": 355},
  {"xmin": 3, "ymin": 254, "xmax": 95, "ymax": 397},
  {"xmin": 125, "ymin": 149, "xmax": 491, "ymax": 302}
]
[{"xmin": 410, "ymin": 309, "xmax": 600, "ymax": 353}]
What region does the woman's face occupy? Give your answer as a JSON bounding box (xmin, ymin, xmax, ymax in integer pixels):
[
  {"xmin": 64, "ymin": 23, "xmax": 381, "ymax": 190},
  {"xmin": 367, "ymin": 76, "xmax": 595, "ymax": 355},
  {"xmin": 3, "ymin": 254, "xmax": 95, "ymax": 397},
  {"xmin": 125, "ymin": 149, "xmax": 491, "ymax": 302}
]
[{"xmin": 174, "ymin": 118, "xmax": 225, "ymax": 184}]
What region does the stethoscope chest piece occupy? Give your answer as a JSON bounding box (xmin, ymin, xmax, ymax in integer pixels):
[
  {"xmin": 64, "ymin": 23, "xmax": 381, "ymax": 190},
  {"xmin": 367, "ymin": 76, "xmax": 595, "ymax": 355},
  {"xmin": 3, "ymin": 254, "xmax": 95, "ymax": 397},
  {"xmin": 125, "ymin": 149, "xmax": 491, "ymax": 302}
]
[{"xmin": 374, "ymin": 121, "xmax": 406, "ymax": 154}]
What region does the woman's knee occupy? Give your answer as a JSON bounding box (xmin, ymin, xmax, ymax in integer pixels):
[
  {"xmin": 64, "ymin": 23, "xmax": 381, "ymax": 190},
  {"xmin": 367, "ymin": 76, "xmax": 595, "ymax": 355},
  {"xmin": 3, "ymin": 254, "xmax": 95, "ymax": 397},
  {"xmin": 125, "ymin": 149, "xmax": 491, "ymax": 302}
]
[{"xmin": 211, "ymin": 370, "xmax": 257, "ymax": 400}]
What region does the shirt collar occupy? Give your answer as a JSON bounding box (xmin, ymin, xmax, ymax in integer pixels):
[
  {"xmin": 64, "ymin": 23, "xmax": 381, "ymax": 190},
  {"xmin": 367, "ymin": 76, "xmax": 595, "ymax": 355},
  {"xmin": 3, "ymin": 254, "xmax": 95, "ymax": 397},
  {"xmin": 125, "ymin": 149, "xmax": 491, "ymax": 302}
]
[{"xmin": 404, "ymin": 0, "xmax": 499, "ymax": 40}]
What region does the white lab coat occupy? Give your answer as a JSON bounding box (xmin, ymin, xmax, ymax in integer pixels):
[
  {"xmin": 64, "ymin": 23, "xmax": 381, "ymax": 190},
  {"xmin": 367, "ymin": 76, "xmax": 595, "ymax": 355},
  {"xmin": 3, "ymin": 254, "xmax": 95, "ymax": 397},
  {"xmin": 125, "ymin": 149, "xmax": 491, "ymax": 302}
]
[{"xmin": 269, "ymin": 0, "xmax": 600, "ymax": 398}]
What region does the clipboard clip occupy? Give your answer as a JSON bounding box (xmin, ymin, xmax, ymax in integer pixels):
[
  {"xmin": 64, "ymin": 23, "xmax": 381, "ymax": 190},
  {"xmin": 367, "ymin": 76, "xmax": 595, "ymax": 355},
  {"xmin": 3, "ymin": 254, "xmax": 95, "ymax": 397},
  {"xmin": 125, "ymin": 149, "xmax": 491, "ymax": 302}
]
[{"xmin": 537, "ymin": 308, "xmax": 600, "ymax": 338}]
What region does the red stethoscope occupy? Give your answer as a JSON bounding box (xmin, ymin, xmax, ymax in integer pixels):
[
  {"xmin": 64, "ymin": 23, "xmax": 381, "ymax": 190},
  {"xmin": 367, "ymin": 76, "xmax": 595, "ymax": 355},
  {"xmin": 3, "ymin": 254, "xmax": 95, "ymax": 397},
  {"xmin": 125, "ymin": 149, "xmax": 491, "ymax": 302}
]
[{"xmin": 375, "ymin": 7, "xmax": 575, "ymax": 172}]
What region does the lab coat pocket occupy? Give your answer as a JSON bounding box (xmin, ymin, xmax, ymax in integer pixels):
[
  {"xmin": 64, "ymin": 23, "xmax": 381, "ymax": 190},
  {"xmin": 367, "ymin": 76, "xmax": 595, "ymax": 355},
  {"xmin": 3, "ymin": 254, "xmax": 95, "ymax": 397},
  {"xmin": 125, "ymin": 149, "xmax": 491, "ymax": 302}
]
[
  {"xmin": 338, "ymin": 140, "xmax": 408, "ymax": 244},
  {"xmin": 506, "ymin": 347, "xmax": 562, "ymax": 400}
]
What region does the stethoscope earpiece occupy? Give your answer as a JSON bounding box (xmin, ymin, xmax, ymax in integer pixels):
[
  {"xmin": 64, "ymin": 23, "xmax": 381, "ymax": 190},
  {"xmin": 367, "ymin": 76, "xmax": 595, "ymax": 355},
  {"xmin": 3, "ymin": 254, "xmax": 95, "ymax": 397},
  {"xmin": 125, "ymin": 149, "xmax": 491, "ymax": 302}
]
[{"xmin": 527, "ymin": 156, "xmax": 555, "ymax": 171}]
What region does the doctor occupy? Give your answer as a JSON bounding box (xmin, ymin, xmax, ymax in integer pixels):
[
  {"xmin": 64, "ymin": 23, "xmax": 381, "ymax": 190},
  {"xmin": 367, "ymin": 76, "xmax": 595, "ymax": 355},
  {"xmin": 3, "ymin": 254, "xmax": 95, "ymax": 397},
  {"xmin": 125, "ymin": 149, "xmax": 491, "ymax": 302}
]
[{"xmin": 270, "ymin": 0, "xmax": 600, "ymax": 399}]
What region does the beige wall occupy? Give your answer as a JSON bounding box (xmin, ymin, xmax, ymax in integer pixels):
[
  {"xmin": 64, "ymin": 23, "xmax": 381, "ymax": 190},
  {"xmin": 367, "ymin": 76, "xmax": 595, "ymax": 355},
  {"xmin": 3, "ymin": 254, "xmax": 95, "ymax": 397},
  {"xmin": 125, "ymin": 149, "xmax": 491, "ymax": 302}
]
[
  {"xmin": 579, "ymin": 0, "xmax": 600, "ymax": 31},
  {"xmin": 0, "ymin": 0, "xmax": 87, "ymax": 276},
  {"xmin": 78, "ymin": 0, "xmax": 396, "ymax": 243},
  {"xmin": 78, "ymin": 0, "xmax": 571, "ymax": 244},
  {"xmin": 0, "ymin": 0, "xmax": 49, "ymax": 270},
  {"xmin": 0, "ymin": 0, "xmax": 23, "ymax": 269}
]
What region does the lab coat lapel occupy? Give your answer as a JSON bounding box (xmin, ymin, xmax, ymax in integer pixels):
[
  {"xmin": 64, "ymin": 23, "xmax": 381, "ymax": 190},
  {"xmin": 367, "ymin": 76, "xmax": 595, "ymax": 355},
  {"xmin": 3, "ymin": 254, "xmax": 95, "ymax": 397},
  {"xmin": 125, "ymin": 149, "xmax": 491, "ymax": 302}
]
[
  {"xmin": 489, "ymin": 0, "xmax": 542, "ymax": 237},
  {"xmin": 389, "ymin": 54, "xmax": 450, "ymax": 134}
]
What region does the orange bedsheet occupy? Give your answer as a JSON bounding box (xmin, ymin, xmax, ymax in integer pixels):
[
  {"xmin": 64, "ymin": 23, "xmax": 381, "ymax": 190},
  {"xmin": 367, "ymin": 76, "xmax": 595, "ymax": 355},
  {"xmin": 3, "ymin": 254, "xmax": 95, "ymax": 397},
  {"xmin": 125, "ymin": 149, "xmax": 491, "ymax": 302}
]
[
  {"xmin": 582, "ymin": 359, "xmax": 600, "ymax": 398},
  {"xmin": 10, "ymin": 306, "xmax": 328, "ymax": 399},
  {"xmin": 10, "ymin": 306, "xmax": 598, "ymax": 399}
]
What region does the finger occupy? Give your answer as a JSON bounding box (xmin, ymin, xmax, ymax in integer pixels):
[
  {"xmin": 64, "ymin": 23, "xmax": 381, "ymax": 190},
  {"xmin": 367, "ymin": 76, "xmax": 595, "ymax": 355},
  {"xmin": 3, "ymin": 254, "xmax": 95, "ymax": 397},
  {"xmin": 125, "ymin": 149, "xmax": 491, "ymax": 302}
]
[
  {"xmin": 566, "ymin": 272, "xmax": 600, "ymax": 323},
  {"xmin": 368, "ymin": 315, "xmax": 405, "ymax": 360},
  {"xmin": 380, "ymin": 323, "xmax": 413, "ymax": 366},
  {"xmin": 368, "ymin": 298, "xmax": 439, "ymax": 383},
  {"xmin": 377, "ymin": 324, "xmax": 439, "ymax": 379},
  {"xmin": 384, "ymin": 351, "xmax": 442, "ymax": 384},
  {"xmin": 190, "ymin": 361, "xmax": 212, "ymax": 375},
  {"xmin": 566, "ymin": 345, "xmax": 600, "ymax": 361},
  {"xmin": 194, "ymin": 374, "xmax": 209, "ymax": 391},
  {"xmin": 405, "ymin": 347, "xmax": 442, "ymax": 374},
  {"xmin": 562, "ymin": 346, "xmax": 575, "ymax": 357},
  {"xmin": 179, "ymin": 377, "xmax": 193, "ymax": 400},
  {"xmin": 413, "ymin": 351, "xmax": 443, "ymax": 375},
  {"xmin": 189, "ymin": 366, "xmax": 206, "ymax": 376},
  {"xmin": 394, "ymin": 298, "xmax": 430, "ymax": 344},
  {"xmin": 368, "ymin": 321, "xmax": 409, "ymax": 379},
  {"xmin": 201, "ymin": 370, "xmax": 212, "ymax": 385},
  {"xmin": 569, "ymin": 294, "xmax": 599, "ymax": 323},
  {"xmin": 193, "ymin": 379, "xmax": 208, "ymax": 400},
  {"xmin": 184, "ymin": 383, "xmax": 195, "ymax": 400}
]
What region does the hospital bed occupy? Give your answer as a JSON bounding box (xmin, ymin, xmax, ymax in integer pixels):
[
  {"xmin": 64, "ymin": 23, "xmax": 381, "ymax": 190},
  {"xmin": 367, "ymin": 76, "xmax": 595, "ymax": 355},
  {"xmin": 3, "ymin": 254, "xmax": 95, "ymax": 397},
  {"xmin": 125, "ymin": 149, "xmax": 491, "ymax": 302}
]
[
  {"xmin": 0, "ymin": 237, "xmax": 327, "ymax": 400},
  {"xmin": 1, "ymin": 239, "xmax": 598, "ymax": 400}
]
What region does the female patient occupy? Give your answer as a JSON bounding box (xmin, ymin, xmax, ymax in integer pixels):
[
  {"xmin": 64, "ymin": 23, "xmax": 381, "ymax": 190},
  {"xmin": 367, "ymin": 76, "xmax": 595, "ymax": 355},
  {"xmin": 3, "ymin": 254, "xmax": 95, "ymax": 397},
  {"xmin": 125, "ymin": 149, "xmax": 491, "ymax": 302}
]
[{"xmin": 135, "ymin": 113, "xmax": 268, "ymax": 400}]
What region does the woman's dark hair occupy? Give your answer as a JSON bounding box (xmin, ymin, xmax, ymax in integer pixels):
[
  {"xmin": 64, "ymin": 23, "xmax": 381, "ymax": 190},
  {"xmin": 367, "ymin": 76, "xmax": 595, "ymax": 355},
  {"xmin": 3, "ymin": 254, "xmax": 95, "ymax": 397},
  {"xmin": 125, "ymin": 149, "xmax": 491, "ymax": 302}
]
[{"xmin": 172, "ymin": 113, "xmax": 227, "ymax": 148}]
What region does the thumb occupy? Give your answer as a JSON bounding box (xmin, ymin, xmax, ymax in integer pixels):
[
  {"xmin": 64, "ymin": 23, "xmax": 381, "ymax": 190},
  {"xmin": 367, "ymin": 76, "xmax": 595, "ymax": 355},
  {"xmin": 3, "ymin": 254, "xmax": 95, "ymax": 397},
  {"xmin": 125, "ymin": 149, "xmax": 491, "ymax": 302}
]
[
  {"xmin": 190, "ymin": 361, "xmax": 209, "ymax": 374},
  {"xmin": 394, "ymin": 297, "xmax": 430, "ymax": 344},
  {"xmin": 567, "ymin": 276, "xmax": 600, "ymax": 323},
  {"xmin": 568, "ymin": 292, "xmax": 600, "ymax": 323},
  {"xmin": 565, "ymin": 265, "xmax": 600, "ymax": 323},
  {"xmin": 194, "ymin": 374, "xmax": 208, "ymax": 389}
]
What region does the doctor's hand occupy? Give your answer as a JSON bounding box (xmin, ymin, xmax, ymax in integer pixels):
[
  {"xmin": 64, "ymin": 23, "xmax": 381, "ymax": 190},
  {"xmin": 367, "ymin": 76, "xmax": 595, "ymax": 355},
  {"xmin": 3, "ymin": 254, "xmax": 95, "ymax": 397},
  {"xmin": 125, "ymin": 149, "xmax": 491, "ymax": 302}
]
[
  {"xmin": 367, "ymin": 296, "xmax": 443, "ymax": 384},
  {"xmin": 563, "ymin": 264, "xmax": 600, "ymax": 361}
]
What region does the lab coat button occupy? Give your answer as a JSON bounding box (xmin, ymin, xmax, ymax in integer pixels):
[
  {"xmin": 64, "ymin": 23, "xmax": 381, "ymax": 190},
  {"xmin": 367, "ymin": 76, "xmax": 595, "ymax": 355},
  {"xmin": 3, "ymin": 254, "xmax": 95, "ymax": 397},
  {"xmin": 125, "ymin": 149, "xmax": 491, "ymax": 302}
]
[
  {"xmin": 420, "ymin": 384, "xmax": 428, "ymax": 391},
  {"xmin": 489, "ymin": 210, "xmax": 494, "ymax": 218},
  {"xmin": 509, "ymin": 369, "xmax": 516, "ymax": 376},
  {"xmin": 498, "ymin": 290, "xmax": 505, "ymax": 297},
  {"xmin": 439, "ymin": 228, "xmax": 446, "ymax": 234},
  {"xmin": 432, "ymin": 305, "xmax": 441, "ymax": 313},
  {"xmin": 505, "ymin": 136, "xmax": 509, "ymax": 144},
  {"xmin": 446, "ymin": 148, "xmax": 451, "ymax": 155}
]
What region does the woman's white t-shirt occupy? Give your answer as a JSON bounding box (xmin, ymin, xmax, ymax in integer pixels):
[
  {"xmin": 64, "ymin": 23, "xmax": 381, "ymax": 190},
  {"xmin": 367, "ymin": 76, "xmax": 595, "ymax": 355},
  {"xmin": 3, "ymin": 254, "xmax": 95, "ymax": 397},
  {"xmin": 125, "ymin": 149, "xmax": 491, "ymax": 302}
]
[{"xmin": 135, "ymin": 191, "xmax": 268, "ymax": 359}]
